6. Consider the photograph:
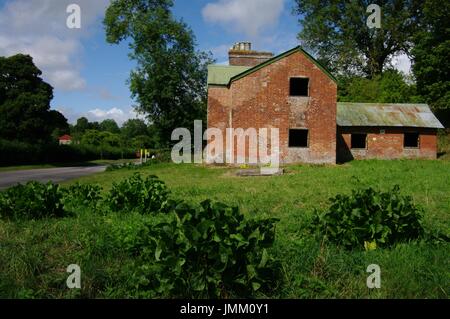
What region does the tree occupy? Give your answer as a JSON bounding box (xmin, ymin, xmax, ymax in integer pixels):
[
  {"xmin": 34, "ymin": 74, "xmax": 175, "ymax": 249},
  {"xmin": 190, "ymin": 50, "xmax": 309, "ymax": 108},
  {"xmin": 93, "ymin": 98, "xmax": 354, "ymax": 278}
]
[
  {"xmin": 121, "ymin": 119, "xmax": 148, "ymax": 140},
  {"xmin": 104, "ymin": 0, "xmax": 213, "ymax": 145},
  {"xmin": 100, "ymin": 119, "xmax": 120, "ymax": 134},
  {"xmin": 0, "ymin": 54, "xmax": 63, "ymax": 143},
  {"xmin": 131, "ymin": 135, "xmax": 153, "ymax": 149},
  {"xmin": 73, "ymin": 117, "xmax": 90, "ymax": 136},
  {"xmin": 80, "ymin": 129, "xmax": 123, "ymax": 159},
  {"xmin": 48, "ymin": 110, "xmax": 70, "ymax": 141},
  {"xmin": 338, "ymin": 70, "xmax": 420, "ymax": 103},
  {"xmin": 412, "ymin": 0, "xmax": 450, "ymax": 126},
  {"xmin": 294, "ymin": 0, "xmax": 423, "ymax": 78}
]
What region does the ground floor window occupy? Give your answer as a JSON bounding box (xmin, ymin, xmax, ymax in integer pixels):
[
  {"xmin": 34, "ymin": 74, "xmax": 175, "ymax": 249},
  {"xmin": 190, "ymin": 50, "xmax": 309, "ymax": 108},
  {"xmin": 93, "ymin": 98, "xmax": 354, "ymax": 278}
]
[
  {"xmin": 351, "ymin": 133, "xmax": 367, "ymax": 149},
  {"xmin": 289, "ymin": 129, "xmax": 308, "ymax": 148},
  {"xmin": 404, "ymin": 133, "xmax": 420, "ymax": 148}
]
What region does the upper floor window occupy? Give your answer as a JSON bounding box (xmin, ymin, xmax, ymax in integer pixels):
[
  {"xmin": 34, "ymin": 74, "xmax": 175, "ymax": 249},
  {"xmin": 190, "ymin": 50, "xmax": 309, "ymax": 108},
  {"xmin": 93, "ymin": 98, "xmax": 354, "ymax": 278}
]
[{"xmin": 290, "ymin": 78, "xmax": 309, "ymax": 97}]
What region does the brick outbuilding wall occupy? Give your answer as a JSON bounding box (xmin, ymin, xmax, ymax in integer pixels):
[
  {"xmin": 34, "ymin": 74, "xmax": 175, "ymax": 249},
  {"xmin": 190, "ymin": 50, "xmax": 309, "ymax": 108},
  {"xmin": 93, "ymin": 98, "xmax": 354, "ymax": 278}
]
[{"xmin": 337, "ymin": 127, "xmax": 438, "ymax": 162}]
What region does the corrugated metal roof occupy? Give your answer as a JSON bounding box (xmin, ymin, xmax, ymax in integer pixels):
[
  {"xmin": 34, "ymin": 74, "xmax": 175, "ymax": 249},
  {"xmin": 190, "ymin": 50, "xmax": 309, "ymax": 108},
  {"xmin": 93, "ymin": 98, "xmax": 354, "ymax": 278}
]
[
  {"xmin": 337, "ymin": 103, "xmax": 444, "ymax": 128},
  {"xmin": 207, "ymin": 65, "xmax": 251, "ymax": 86}
]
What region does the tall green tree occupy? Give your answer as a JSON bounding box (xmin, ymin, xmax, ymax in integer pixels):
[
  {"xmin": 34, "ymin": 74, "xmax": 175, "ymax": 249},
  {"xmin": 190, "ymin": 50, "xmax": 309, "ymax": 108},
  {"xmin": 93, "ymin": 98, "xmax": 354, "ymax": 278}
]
[
  {"xmin": 0, "ymin": 54, "xmax": 67, "ymax": 143},
  {"xmin": 73, "ymin": 117, "xmax": 90, "ymax": 136},
  {"xmin": 104, "ymin": 0, "xmax": 213, "ymax": 145},
  {"xmin": 121, "ymin": 119, "xmax": 148, "ymax": 140},
  {"xmin": 412, "ymin": 0, "xmax": 449, "ymax": 126},
  {"xmin": 338, "ymin": 69, "xmax": 419, "ymax": 103},
  {"xmin": 48, "ymin": 110, "xmax": 70, "ymax": 140},
  {"xmin": 294, "ymin": 0, "xmax": 422, "ymax": 78},
  {"xmin": 100, "ymin": 119, "xmax": 120, "ymax": 134}
]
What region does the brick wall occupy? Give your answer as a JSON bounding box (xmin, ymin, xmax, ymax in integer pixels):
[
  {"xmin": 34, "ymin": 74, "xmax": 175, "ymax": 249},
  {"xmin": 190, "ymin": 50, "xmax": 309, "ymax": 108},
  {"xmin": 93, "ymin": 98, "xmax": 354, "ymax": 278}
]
[
  {"xmin": 228, "ymin": 50, "xmax": 274, "ymax": 67},
  {"xmin": 207, "ymin": 50, "xmax": 337, "ymax": 164},
  {"xmin": 337, "ymin": 127, "xmax": 438, "ymax": 162}
]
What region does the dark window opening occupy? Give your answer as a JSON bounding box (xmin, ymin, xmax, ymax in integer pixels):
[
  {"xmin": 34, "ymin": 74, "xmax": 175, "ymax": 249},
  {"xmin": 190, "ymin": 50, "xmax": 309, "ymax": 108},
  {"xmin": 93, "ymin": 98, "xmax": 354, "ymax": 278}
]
[
  {"xmin": 290, "ymin": 78, "xmax": 309, "ymax": 96},
  {"xmin": 289, "ymin": 129, "xmax": 309, "ymax": 148},
  {"xmin": 351, "ymin": 134, "xmax": 367, "ymax": 149},
  {"xmin": 404, "ymin": 133, "xmax": 419, "ymax": 148}
]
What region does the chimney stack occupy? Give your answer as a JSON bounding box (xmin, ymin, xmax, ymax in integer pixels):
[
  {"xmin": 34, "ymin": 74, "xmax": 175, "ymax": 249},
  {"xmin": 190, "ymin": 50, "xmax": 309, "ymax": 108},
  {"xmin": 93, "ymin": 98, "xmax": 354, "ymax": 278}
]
[{"xmin": 228, "ymin": 42, "xmax": 273, "ymax": 67}]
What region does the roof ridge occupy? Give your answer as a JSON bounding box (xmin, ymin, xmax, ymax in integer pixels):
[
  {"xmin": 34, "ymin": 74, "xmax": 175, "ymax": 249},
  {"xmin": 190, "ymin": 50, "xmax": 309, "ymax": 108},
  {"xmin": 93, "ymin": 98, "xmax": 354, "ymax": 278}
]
[{"xmin": 229, "ymin": 46, "xmax": 337, "ymax": 85}]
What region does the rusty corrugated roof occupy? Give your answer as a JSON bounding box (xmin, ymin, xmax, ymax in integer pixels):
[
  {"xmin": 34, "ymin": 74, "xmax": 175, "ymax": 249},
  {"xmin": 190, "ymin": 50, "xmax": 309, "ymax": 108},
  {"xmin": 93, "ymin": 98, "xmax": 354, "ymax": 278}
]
[{"xmin": 337, "ymin": 103, "xmax": 444, "ymax": 128}]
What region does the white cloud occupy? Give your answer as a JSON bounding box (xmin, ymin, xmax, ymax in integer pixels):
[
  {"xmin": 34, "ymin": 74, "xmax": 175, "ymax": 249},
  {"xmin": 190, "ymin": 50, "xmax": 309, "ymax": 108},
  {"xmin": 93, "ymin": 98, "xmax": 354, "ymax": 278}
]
[
  {"xmin": 202, "ymin": 0, "xmax": 285, "ymax": 37},
  {"xmin": 57, "ymin": 106, "xmax": 145, "ymax": 126},
  {"xmin": 87, "ymin": 107, "xmax": 146, "ymax": 126},
  {"xmin": 89, "ymin": 108, "xmax": 121, "ymax": 118},
  {"xmin": 0, "ymin": 0, "xmax": 109, "ymax": 91}
]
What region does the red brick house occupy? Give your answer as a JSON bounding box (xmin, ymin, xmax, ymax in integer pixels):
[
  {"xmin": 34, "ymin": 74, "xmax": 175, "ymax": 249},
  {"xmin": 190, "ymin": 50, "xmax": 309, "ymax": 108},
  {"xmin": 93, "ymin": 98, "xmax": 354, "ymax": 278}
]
[{"xmin": 207, "ymin": 43, "xmax": 444, "ymax": 164}]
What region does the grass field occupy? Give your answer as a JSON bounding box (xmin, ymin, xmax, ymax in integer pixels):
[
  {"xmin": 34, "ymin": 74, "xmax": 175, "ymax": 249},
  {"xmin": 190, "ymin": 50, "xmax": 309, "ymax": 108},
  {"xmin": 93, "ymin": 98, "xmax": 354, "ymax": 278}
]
[
  {"xmin": 438, "ymin": 130, "xmax": 450, "ymax": 160},
  {"xmin": 0, "ymin": 159, "xmax": 449, "ymax": 298}
]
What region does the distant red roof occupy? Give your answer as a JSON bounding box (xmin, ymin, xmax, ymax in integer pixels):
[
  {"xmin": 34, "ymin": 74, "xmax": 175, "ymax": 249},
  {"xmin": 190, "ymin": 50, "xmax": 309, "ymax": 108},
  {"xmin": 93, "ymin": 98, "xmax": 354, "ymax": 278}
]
[{"xmin": 59, "ymin": 134, "xmax": 72, "ymax": 141}]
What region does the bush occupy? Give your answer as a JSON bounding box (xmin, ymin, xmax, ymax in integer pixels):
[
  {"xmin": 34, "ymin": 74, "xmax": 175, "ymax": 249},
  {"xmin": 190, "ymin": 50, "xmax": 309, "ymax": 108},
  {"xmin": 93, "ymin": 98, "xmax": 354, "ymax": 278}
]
[
  {"xmin": 0, "ymin": 138, "xmax": 137, "ymax": 166},
  {"xmin": 0, "ymin": 182, "xmax": 67, "ymax": 220},
  {"xmin": 311, "ymin": 185, "xmax": 425, "ymax": 249},
  {"xmin": 105, "ymin": 149, "xmax": 172, "ymax": 172},
  {"xmin": 108, "ymin": 173, "xmax": 170, "ymax": 214},
  {"xmin": 122, "ymin": 200, "xmax": 280, "ymax": 298},
  {"xmin": 62, "ymin": 183, "xmax": 103, "ymax": 210}
]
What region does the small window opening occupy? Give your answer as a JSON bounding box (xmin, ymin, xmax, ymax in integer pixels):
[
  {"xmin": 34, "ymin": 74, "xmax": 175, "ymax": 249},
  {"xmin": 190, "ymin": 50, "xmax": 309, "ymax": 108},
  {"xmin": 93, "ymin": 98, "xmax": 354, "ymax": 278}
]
[
  {"xmin": 290, "ymin": 78, "xmax": 309, "ymax": 96},
  {"xmin": 351, "ymin": 134, "xmax": 367, "ymax": 149},
  {"xmin": 404, "ymin": 133, "xmax": 419, "ymax": 148},
  {"xmin": 289, "ymin": 129, "xmax": 308, "ymax": 148}
]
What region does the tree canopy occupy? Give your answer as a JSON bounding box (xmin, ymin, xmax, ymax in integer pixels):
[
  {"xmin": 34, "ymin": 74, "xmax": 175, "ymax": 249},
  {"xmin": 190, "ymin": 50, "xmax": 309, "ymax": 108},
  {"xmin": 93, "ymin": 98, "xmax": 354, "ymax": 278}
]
[
  {"xmin": 121, "ymin": 119, "xmax": 148, "ymax": 140},
  {"xmin": 338, "ymin": 69, "xmax": 420, "ymax": 103},
  {"xmin": 104, "ymin": 0, "xmax": 213, "ymax": 145},
  {"xmin": 412, "ymin": 0, "xmax": 449, "ymax": 122},
  {"xmin": 99, "ymin": 119, "xmax": 120, "ymax": 134},
  {"xmin": 0, "ymin": 54, "xmax": 68, "ymax": 143},
  {"xmin": 294, "ymin": 0, "xmax": 422, "ymax": 78}
]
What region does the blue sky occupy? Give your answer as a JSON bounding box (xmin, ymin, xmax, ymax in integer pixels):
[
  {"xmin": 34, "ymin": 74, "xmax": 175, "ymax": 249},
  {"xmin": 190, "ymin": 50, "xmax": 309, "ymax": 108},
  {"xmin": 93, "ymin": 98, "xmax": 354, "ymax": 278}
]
[
  {"xmin": 0, "ymin": 0, "xmax": 410, "ymax": 125},
  {"xmin": 0, "ymin": 0, "xmax": 300, "ymax": 125}
]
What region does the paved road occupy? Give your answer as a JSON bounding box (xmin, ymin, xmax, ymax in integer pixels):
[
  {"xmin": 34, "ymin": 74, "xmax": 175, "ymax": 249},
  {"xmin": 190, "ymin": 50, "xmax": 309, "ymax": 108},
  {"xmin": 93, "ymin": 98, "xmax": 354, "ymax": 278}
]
[{"xmin": 0, "ymin": 166, "xmax": 107, "ymax": 190}]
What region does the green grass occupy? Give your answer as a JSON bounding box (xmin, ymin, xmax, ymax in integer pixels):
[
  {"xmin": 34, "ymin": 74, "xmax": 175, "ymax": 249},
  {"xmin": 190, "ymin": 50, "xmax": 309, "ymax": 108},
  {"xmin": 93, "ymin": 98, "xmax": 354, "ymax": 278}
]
[
  {"xmin": 438, "ymin": 130, "xmax": 450, "ymax": 160},
  {"xmin": 1, "ymin": 159, "xmax": 449, "ymax": 298}
]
